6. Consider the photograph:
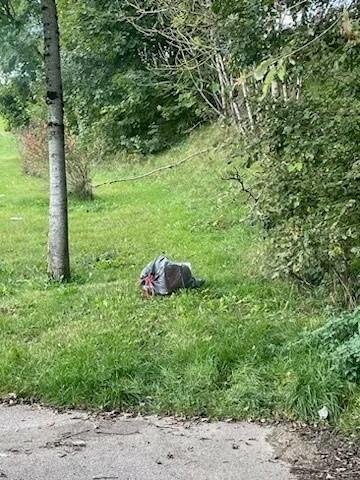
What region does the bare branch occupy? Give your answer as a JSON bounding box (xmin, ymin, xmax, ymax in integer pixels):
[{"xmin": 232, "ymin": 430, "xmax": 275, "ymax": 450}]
[
  {"xmin": 94, "ymin": 148, "xmax": 214, "ymax": 188},
  {"xmin": 223, "ymin": 168, "xmax": 258, "ymax": 202},
  {"xmin": 126, "ymin": 0, "xmax": 168, "ymax": 17},
  {"xmin": 178, "ymin": 46, "xmax": 225, "ymax": 119}
]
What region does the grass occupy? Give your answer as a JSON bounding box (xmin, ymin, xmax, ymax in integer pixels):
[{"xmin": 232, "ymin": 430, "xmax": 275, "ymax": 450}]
[{"xmin": 0, "ymin": 122, "xmax": 358, "ymax": 431}]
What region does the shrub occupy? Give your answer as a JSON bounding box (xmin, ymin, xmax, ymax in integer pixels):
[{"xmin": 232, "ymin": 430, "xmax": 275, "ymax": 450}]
[
  {"xmin": 335, "ymin": 334, "xmax": 360, "ymax": 383},
  {"xmin": 19, "ymin": 123, "xmax": 93, "ymax": 200},
  {"xmin": 0, "ymin": 83, "xmax": 31, "ymax": 129},
  {"xmin": 65, "ymin": 136, "xmax": 93, "ymax": 200},
  {"xmin": 308, "ymin": 308, "xmax": 360, "ymax": 383},
  {"xmin": 19, "ymin": 123, "xmax": 48, "ymax": 177},
  {"xmin": 253, "ymin": 95, "xmax": 360, "ymax": 306}
]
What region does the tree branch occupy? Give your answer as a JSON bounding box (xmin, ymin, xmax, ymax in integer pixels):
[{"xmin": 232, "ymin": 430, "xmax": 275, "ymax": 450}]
[
  {"xmin": 94, "ymin": 148, "xmax": 214, "ymax": 188},
  {"xmin": 223, "ymin": 167, "xmax": 258, "ymax": 202}
]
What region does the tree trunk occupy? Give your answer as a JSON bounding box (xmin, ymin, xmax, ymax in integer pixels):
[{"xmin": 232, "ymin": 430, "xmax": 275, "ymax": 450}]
[
  {"xmin": 271, "ymin": 79, "xmax": 279, "ymax": 98},
  {"xmin": 215, "ymin": 53, "xmax": 227, "ymax": 115},
  {"xmin": 41, "ymin": 0, "xmax": 70, "ymax": 280},
  {"xmin": 240, "ymin": 78, "xmax": 254, "ymax": 130},
  {"xmin": 281, "ymin": 82, "xmax": 288, "ymax": 101}
]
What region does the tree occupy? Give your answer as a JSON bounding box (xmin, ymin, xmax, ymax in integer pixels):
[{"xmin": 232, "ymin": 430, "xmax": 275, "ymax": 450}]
[
  {"xmin": 0, "ymin": 0, "xmax": 70, "ymax": 279},
  {"xmin": 41, "ymin": 0, "xmax": 70, "ymax": 280},
  {"xmin": 57, "ymin": 0, "xmax": 206, "ymax": 154}
]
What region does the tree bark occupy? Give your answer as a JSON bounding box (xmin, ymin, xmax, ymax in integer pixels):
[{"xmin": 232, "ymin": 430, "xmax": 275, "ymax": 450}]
[{"xmin": 41, "ymin": 0, "xmax": 70, "ymax": 280}]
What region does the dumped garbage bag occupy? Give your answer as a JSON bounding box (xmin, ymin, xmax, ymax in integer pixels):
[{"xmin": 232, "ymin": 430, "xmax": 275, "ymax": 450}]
[{"xmin": 140, "ymin": 255, "xmax": 204, "ymax": 296}]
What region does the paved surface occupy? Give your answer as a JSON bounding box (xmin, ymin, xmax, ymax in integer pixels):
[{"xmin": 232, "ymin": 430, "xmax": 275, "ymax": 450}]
[{"xmin": 0, "ymin": 404, "xmax": 298, "ymax": 480}]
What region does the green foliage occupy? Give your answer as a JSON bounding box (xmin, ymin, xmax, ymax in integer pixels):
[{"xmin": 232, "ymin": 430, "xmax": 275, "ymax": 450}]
[
  {"xmin": 85, "ymin": 69, "xmax": 203, "ymax": 154},
  {"xmin": 58, "ymin": 0, "xmax": 206, "ymax": 154},
  {"xmin": 1, "ymin": 0, "xmax": 360, "ymax": 429},
  {"xmin": 280, "ymin": 348, "xmax": 347, "ymax": 421},
  {"xmin": 0, "ymin": 0, "xmax": 208, "ymax": 153},
  {"xmin": 335, "ymin": 334, "xmax": 360, "ymax": 383},
  {"xmin": 0, "ymin": 0, "xmax": 42, "ymax": 128},
  {"xmin": 253, "ymin": 77, "xmax": 360, "ymax": 304},
  {"xmin": 308, "ymin": 308, "xmax": 360, "ymax": 382},
  {"xmin": 0, "ymin": 82, "xmax": 30, "ymax": 128},
  {"xmin": 309, "ymin": 309, "xmax": 360, "ymax": 346},
  {"xmin": 212, "ymin": 0, "xmax": 279, "ymax": 67}
]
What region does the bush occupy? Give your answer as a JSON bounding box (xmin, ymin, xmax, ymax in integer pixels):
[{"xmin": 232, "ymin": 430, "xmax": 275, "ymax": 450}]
[
  {"xmin": 19, "ymin": 123, "xmax": 48, "ymax": 177},
  {"xmin": 254, "ymin": 95, "xmax": 360, "ymax": 306},
  {"xmin": 19, "ymin": 123, "xmax": 93, "ymax": 200},
  {"xmin": 335, "ymin": 334, "xmax": 360, "ymax": 382},
  {"xmin": 75, "ymin": 69, "xmax": 206, "ymax": 155},
  {"xmin": 0, "ymin": 83, "xmax": 31, "ymax": 129},
  {"xmin": 66, "ymin": 136, "xmax": 93, "ymax": 200},
  {"xmin": 308, "ymin": 308, "xmax": 360, "ymax": 383}
]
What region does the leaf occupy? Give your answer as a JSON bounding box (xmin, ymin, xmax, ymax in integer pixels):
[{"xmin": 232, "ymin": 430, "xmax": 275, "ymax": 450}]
[
  {"xmin": 192, "ymin": 36, "xmax": 203, "ymax": 49},
  {"xmin": 341, "ymin": 10, "xmax": 352, "ymax": 38},
  {"xmin": 209, "ymin": 82, "xmax": 220, "ymax": 94},
  {"xmin": 288, "ymin": 161, "xmax": 303, "ymax": 173},
  {"xmin": 253, "ymin": 59, "xmax": 272, "ymax": 81}
]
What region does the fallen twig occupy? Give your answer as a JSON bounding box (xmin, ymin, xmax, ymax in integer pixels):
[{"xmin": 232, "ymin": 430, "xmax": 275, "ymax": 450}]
[
  {"xmin": 94, "ymin": 148, "xmax": 213, "ymax": 188},
  {"xmin": 60, "ymin": 429, "xmax": 92, "ymax": 440},
  {"xmin": 152, "ymin": 424, "xmax": 179, "ymax": 430},
  {"xmin": 95, "ymin": 430, "xmax": 140, "ymax": 436},
  {"xmin": 93, "ymin": 476, "xmax": 119, "ymax": 480}
]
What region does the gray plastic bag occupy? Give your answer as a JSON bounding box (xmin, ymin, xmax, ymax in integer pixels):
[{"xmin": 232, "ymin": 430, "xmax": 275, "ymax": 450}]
[{"xmin": 140, "ymin": 255, "xmax": 203, "ymax": 296}]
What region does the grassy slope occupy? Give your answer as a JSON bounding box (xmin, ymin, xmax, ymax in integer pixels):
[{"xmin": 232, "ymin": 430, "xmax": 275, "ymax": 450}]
[{"xmin": 0, "ymin": 124, "xmax": 358, "ymax": 429}]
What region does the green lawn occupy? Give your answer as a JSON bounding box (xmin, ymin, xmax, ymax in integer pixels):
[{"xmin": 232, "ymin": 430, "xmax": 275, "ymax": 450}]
[{"xmin": 0, "ymin": 124, "xmax": 359, "ymax": 430}]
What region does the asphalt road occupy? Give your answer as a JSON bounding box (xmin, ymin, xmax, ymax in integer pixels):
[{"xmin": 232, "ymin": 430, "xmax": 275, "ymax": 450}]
[{"xmin": 0, "ymin": 405, "xmax": 300, "ymax": 480}]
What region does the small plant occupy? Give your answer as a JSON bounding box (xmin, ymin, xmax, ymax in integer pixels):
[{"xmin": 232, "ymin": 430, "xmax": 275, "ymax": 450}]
[
  {"xmin": 335, "ymin": 334, "xmax": 360, "ymax": 382},
  {"xmin": 66, "ymin": 136, "xmax": 93, "ymax": 200},
  {"xmin": 307, "ymin": 308, "xmax": 360, "ymax": 382},
  {"xmin": 19, "ymin": 123, "xmax": 93, "ymax": 200},
  {"xmin": 19, "ymin": 123, "xmax": 48, "ymax": 177}
]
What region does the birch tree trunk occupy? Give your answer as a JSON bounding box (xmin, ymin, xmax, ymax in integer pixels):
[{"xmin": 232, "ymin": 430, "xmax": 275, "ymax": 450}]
[{"xmin": 41, "ymin": 0, "xmax": 70, "ymax": 280}]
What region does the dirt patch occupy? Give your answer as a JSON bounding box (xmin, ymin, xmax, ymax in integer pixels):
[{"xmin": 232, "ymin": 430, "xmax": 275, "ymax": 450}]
[
  {"xmin": 269, "ymin": 425, "xmax": 360, "ymax": 479},
  {"xmin": 268, "ymin": 426, "xmax": 317, "ymax": 467}
]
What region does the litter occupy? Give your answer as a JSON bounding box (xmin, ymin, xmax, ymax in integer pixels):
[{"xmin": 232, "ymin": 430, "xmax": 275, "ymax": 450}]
[{"xmin": 140, "ymin": 255, "xmax": 204, "ymax": 297}]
